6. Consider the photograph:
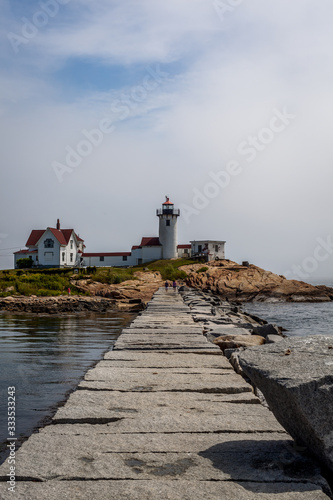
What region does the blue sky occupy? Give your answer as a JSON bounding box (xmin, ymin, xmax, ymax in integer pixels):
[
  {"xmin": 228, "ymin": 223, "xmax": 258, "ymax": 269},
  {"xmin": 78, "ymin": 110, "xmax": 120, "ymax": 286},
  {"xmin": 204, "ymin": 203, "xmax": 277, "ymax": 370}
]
[{"xmin": 1, "ymin": 0, "xmax": 333, "ymax": 280}]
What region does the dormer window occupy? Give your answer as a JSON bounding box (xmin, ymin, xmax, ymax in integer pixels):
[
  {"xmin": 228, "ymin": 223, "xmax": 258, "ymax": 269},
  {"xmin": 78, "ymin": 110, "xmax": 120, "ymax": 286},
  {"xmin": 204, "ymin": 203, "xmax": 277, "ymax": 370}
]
[{"xmin": 44, "ymin": 238, "xmax": 54, "ymax": 248}]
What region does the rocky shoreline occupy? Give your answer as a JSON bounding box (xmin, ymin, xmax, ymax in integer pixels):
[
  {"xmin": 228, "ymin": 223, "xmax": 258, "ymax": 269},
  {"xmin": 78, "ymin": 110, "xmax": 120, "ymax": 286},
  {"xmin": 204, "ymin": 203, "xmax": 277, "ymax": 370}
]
[
  {"xmin": 0, "ymin": 271, "xmax": 164, "ymax": 314},
  {"xmin": 181, "ymin": 261, "xmax": 333, "ymax": 303},
  {"xmin": 0, "ymin": 261, "xmax": 332, "ymax": 314},
  {"xmin": 0, "ymin": 295, "xmax": 145, "ymax": 314}
]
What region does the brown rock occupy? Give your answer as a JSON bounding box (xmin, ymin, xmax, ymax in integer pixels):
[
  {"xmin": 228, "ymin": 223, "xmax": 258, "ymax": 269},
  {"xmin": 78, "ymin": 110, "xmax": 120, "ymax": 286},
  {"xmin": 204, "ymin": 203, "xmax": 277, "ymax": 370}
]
[
  {"xmin": 213, "ymin": 334, "xmax": 266, "ymax": 353},
  {"xmin": 180, "ymin": 260, "xmax": 333, "ymax": 302}
]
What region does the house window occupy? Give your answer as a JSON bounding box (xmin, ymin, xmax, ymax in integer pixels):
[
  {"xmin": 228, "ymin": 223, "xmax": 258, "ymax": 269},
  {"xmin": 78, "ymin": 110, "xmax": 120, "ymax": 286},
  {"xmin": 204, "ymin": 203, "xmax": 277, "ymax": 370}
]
[
  {"xmin": 44, "ymin": 252, "xmax": 53, "ymax": 261},
  {"xmin": 100, "ymin": 256, "xmax": 104, "ymax": 262},
  {"xmin": 70, "ymin": 253, "xmax": 73, "ymax": 262},
  {"xmin": 62, "ymin": 252, "xmax": 65, "ymax": 262},
  {"xmin": 215, "ymin": 245, "xmax": 219, "ymax": 252},
  {"xmin": 198, "ymin": 245, "xmax": 202, "ymax": 253},
  {"xmin": 122, "ymin": 256, "xmax": 127, "ymax": 261},
  {"xmin": 166, "ymin": 220, "xmax": 170, "ymax": 226},
  {"xmin": 44, "ymin": 238, "xmax": 54, "ymax": 248},
  {"xmin": 70, "ymin": 240, "xmax": 73, "ymax": 249}
]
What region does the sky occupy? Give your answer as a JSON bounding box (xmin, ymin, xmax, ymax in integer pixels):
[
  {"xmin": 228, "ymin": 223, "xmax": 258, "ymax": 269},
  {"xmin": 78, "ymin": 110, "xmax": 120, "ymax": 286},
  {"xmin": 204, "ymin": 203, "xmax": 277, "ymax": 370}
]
[{"xmin": 0, "ymin": 0, "xmax": 332, "ymax": 282}]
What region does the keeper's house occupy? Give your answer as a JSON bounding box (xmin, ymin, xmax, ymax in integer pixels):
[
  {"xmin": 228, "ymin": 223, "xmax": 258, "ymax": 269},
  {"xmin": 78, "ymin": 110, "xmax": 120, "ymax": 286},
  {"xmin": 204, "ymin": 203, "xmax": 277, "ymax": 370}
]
[{"xmin": 14, "ymin": 219, "xmax": 85, "ymax": 269}]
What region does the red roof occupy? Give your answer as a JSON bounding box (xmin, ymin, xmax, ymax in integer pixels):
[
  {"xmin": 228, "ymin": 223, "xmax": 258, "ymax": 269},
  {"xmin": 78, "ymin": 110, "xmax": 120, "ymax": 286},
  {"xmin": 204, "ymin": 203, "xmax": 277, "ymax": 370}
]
[
  {"xmin": 26, "ymin": 230, "xmax": 45, "ymax": 247},
  {"xmin": 82, "ymin": 252, "xmax": 131, "ymax": 257},
  {"xmin": 131, "ymin": 245, "xmax": 141, "ymax": 250},
  {"xmin": 177, "ymin": 244, "xmax": 191, "ymax": 249},
  {"xmin": 25, "ymin": 228, "xmax": 83, "ymax": 247},
  {"xmin": 140, "ymin": 237, "xmax": 161, "ymax": 247},
  {"xmin": 14, "ymin": 249, "xmax": 38, "ymax": 254},
  {"xmin": 162, "ymin": 200, "xmax": 174, "ymax": 205},
  {"xmin": 49, "ymin": 228, "xmax": 69, "ymax": 245}
]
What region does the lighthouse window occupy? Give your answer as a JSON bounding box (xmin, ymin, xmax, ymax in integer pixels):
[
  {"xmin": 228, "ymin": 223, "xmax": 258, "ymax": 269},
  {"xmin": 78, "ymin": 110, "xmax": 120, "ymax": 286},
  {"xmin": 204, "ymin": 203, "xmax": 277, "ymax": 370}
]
[{"xmin": 166, "ymin": 220, "xmax": 170, "ymax": 226}]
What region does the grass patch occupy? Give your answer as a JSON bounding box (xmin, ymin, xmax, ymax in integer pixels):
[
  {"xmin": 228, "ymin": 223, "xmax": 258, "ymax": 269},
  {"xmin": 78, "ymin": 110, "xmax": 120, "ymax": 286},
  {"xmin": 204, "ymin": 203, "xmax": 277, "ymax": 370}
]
[
  {"xmin": 133, "ymin": 259, "xmax": 195, "ymax": 281},
  {"xmin": 0, "ymin": 259, "xmax": 196, "ymax": 296},
  {"xmin": 0, "ymin": 269, "xmax": 78, "ymax": 296},
  {"xmin": 93, "ymin": 268, "xmax": 136, "ymax": 285},
  {"xmin": 197, "ymin": 266, "xmax": 209, "ymax": 273}
]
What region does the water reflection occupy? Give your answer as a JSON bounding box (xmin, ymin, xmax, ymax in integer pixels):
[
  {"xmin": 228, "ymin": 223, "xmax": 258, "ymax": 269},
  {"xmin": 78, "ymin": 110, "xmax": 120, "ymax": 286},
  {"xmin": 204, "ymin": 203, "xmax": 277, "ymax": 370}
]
[{"xmin": 0, "ymin": 311, "xmax": 135, "ymax": 464}]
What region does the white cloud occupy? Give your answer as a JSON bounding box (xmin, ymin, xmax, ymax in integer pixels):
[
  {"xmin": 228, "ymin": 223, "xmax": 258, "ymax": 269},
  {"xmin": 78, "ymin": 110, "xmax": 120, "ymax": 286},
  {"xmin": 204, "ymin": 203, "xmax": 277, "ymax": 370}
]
[{"xmin": 0, "ymin": 0, "xmax": 333, "ymax": 279}]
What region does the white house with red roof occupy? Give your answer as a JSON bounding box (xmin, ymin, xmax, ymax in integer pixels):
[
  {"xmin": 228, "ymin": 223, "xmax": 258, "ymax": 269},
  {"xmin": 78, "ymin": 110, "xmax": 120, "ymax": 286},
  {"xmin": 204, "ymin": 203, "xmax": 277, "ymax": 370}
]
[{"xmin": 14, "ymin": 219, "xmax": 85, "ymax": 269}]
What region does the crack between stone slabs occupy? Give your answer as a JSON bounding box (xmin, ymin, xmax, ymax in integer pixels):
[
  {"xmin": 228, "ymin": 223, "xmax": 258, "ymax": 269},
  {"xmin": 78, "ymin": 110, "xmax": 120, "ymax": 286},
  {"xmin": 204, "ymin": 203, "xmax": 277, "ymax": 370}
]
[
  {"xmin": 52, "ymin": 417, "xmax": 124, "ymax": 425},
  {"xmin": 77, "ymin": 388, "xmax": 252, "ymax": 394},
  {"xmin": 112, "ymin": 351, "xmax": 221, "ymax": 355},
  {"xmin": 0, "ymin": 476, "xmax": 44, "ymax": 482},
  {"xmin": 46, "ymin": 429, "xmax": 287, "ymax": 435},
  {"xmin": 202, "ymin": 479, "xmax": 328, "ymax": 485},
  {"xmin": 99, "ymin": 366, "xmax": 231, "ymax": 370},
  {"xmin": 122, "ymin": 367, "xmax": 233, "ymax": 370},
  {"xmin": 84, "ymin": 371, "xmax": 234, "ymax": 376},
  {"xmin": 12, "ymin": 478, "xmax": 320, "ymax": 484},
  {"xmin": 113, "ymin": 348, "xmax": 218, "ymax": 351}
]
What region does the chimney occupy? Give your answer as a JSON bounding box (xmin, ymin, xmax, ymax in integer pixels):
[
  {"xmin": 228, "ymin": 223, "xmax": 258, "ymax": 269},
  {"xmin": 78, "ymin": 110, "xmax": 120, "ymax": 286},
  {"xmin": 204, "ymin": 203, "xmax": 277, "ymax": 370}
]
[{"xmin": 56, "ymin": 219, "xmax": 60, "ymax": 230}]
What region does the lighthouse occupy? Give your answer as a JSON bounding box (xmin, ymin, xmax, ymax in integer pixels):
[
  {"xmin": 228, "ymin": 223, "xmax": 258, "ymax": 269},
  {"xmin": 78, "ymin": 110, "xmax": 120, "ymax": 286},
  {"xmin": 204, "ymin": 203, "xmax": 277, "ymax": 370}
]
[{"xmin": 156, "ymin": 196, "xmax": 180, "ymax": 259}]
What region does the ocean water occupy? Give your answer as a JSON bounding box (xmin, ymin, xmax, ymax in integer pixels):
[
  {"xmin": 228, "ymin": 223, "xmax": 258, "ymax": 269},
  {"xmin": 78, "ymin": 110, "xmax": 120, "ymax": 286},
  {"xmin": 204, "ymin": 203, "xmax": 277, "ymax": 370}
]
[
  {"xmin": 243, "ymin": 301, "xmax": 333, "ymax": 337},
  {"xmin": 0, "ymin": 311, "xmax": 135, "ymax": 464},
  {"xmin": 243, "ymin": 279, "xmax": 333, "ymax": 337}
]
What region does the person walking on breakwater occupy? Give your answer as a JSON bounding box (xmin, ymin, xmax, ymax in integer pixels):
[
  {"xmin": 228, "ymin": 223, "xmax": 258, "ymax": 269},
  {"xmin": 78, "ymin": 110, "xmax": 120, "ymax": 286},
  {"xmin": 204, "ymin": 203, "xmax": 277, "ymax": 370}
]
[
  {"xmin": 165, "ymin": 281, "xmax": 169, "ymax": 291},
  {"xmin": 172, "ymin": 280, "xmax": 177, "ymax": 291}
]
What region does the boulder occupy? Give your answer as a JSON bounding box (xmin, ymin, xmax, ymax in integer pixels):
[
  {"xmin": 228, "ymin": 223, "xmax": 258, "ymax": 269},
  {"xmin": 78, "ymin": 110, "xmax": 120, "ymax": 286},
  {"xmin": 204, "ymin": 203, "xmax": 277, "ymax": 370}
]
[
  {"xmin": 266, "ymin": 334, "xmax": 284, "ymax": 344},
  {"xmin": 180, "ymin": 260, "xmax": 333, "ymax": 302},
  {"xmin": 252, "ymin": 323, "xmax": 283, "ymax": 338},
  {"xmin": 213, "ymin": 334, "xmax": 265, "ymax": 353},
  {"xmin": 238, "ymin": 336, "xmax": 333, "ymax": 472}
]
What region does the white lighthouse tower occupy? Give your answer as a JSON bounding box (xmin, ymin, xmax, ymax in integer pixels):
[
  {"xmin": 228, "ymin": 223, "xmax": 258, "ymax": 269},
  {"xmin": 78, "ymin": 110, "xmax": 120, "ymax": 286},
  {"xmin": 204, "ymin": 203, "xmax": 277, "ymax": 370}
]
[{"xmin": 157, "ymin": 196, "xmax": 180, "ymax": 259}]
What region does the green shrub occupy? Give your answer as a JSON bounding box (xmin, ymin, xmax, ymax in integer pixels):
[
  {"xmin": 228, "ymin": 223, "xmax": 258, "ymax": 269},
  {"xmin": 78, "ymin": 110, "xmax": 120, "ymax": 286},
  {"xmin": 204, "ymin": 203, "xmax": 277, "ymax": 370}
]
[
  {"xmin": 16, "ymin": 258, "xmax": 34, "ymax": 269},
  {"xmin": 160, "ymin": 264, "xmax": 187, "ymax": 281},
  {"xmin": 87, "ymin": 266, "xmax": 97, "ymax": 274},
  {"xmin": 197, "ymin": 267, "xmax": 209, "ymax": 273}
]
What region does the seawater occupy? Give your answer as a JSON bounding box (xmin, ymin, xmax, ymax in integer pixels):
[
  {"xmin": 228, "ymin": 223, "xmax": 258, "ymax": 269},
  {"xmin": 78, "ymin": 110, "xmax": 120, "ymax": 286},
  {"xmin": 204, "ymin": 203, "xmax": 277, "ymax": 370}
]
[
  {"xmin": 0, "ymin": 311, "xmax": 135, "ymax": 464},
  {"xmin": 243, "ymin": 301, "xmax": 333, "ymax": 337},
  {"xmin": 244, "ymin": 279, "xmax": 333, "ymax": 337}
]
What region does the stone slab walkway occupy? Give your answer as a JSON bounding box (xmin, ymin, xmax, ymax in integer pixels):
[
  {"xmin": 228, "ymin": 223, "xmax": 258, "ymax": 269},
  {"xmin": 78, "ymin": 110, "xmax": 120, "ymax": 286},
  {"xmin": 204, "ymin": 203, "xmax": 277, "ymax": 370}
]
[{"xmin": 0, "ymin": 288, "xmax": 330, "ymax": 499}]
